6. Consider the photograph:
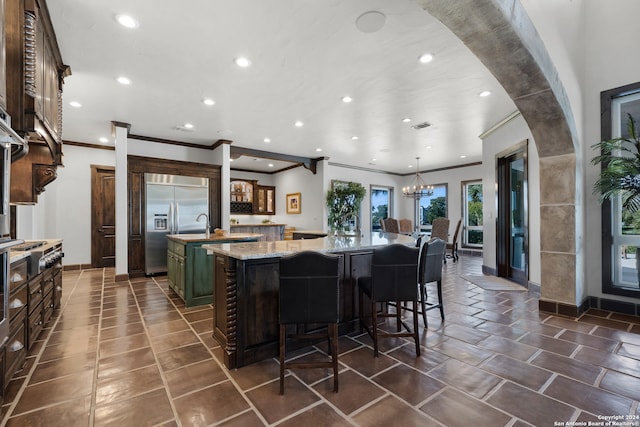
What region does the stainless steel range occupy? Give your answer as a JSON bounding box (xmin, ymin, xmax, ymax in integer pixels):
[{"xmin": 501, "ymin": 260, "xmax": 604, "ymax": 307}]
[{"xmin": 10, "ymin": 241, "xmax": 63, "ymax": 276}]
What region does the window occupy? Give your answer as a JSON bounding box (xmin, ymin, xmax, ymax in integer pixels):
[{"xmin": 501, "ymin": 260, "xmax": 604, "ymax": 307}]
[
  {"xmin": 463, "ymin": 181, "xmax": 483, "ymax": 247},
  {"xmin": 418, "ymin": 184, "xmax": 447, "ymax": 232},
  {"xmin": 600, "ymin": 82, "xmax": 640, "ymax": 297},
  {"xmin": 371, "ymin": 186, "xmax": 393, "ymax": 231}
]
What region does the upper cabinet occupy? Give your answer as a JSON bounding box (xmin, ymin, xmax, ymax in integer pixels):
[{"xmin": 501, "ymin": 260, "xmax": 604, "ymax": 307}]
[
  {"xmin": 4, "ymin": 0, "xmax": 71, "ymax": 203},
  {"xmin": 230, "ymin": 179, "xmax": 276, "ymax": 215}
]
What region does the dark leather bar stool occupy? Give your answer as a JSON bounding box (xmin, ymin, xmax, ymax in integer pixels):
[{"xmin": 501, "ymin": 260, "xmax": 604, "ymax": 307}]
[
  {"xmin": 357, "ymin": 244, "xmax": 420, "ymax": 357},
  {"xmin": 278, "ymin": 251, "xmax": 340, "ymax": 394},
  {"xmin": 417, "ymin": 238, "xmax": 446, "ymax": 327}
]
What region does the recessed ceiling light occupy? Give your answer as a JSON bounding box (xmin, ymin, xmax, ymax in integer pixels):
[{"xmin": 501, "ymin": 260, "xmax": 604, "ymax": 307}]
[
  {"xmin": 342, "ymin": 96, "xmax": 353, "ymax": 103},
  {"xmin": 351, "ymin": 136, "xmax": 359, "ymax": 140},
  {"xmin": 203, "ymin": 98, "xmax": 215, "ymax": 106},
  {"xmin": 479, "ymin": 91, "xmax": 491, "ymax": 97},
  {"xmin": 99, "ymin": 137, "xmax": 109, "ymax": 143},
  {"xmin": 69, "ymin": 101, "xmax": 82, "ymax": 108},
  {"xmin": 234, "ymin": 57, "xmax": 251, "ymax": 68},
  {"xmin": 371, "ymin": 158, "xmax": 377, "ymax": 162},
  {"xmin": 116, "ymin": 76, "xmax": 131, "ymax": 85},
  {"xmin": 418, "ymin": 53, "xmax": 433, "ymax": 64},
  {"xmin": 460, "ymin": 155, "xmax": 467, "ymax": 158},
  {"xmin": 316, "ymin": 148, "xmax": 322, "ymax": 152},
  {"xmin": 264, "ymin": 138, "xmax": 271, "ymax": 143},
  {"xmin": 183, "ymin": 123, "xmax": 194, "ymax": 129},
  {"xmin": 426, "ymin": 145, "xmax": 432, "ymax": 149},
  {"xmin": 115, "ymin": 14, "xmax": 138, "ymax": 28},
  {"xmin": 294, "ymin": 121, "xmax": 304, "ymax": 127},
  {"xmin": 402, "ymin": 118, "xmax": 411, "ymax": 123},
  {"xmin": 268, "ymin": 163, "xmax": 274, "ymax": 168},
  {"xmin": 408, "ymin": 164, "xmax": 413, "ymax": 168}
]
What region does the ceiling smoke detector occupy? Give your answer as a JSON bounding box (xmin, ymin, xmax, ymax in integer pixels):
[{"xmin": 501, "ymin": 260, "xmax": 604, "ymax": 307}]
[{"xmin": 412, "ymin": 121, "xmax": 432, "ymax": 130}]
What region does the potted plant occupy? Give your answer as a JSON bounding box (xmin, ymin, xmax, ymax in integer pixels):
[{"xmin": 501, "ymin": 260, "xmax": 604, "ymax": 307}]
[
  {"xmin": 326, "ymin": 181, "xmax": 366, "ymax": 234},
  {"xmin": 591, "ymin": 113, "xmax": 640, "ymax": 278}
]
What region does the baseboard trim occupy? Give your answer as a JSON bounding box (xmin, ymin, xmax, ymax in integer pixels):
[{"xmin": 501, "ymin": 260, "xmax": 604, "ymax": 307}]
[
  {"xmin": 63, "ymin": 264, "xmax": 93, "ymax": 271},
  {"xmin": 539, "ymin": 299, "xmax": 589, "ymax": 318},
  {"xmin": 115, "ymin": 273, "xmax": 129, "ymax": 282}
]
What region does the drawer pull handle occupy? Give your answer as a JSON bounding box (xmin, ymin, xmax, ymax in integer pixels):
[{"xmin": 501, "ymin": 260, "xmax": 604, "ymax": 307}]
[
  {"xmin": 56, "ymin": 286, "xmax": 62, "ymax": 292},
  {"xmin": 10, "ymin": 341, "xmax": 24, "ymax": 352},
  {"xmin": 9, "ymin": 298, "xmax": 24, "ymax": 309}
]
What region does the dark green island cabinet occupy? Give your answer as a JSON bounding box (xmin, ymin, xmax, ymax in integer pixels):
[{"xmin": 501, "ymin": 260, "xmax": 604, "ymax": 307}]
[{"xmin": 167, "ymin": 233, "xmax": 262, "ymax": 307}]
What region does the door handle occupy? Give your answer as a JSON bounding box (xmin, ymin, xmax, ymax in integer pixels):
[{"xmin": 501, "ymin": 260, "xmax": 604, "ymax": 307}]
[{"xmin": 98, "ymin": 228, "xmax": 103, "ymax": 233}]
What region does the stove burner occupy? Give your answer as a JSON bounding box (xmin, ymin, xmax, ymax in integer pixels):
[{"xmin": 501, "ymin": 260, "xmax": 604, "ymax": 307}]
[{"xmin": 11, "ymin": 241, "xmax": 46, "ymax": 251}]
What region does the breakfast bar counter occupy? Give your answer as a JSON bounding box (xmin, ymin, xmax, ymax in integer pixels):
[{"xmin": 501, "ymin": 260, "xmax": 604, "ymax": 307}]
[{"xmin": 204, "ymin": 232, "xmax": 415, "ymax": 368}]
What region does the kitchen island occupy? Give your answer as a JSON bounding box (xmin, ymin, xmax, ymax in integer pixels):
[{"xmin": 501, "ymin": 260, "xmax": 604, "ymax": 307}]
[
  {"xmin": 204, "ymin": 232, "xmax": 416, "ymax": 368},
  {"xmin": 229, "ymin": 223, "xmax": 286, "ymax": 241},
  {"xmin": 166, "ymin": 233, "xmax": 262, "ymax": 307}
]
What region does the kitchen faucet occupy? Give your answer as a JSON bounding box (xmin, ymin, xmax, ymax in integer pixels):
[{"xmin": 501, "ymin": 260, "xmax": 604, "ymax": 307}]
[{"xmin": 196, "ymin": 213, "xmax": 210, "ymax": 237}]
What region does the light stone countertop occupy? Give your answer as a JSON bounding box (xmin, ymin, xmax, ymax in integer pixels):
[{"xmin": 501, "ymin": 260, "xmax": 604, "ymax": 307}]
[
  {"xmin": 167, "ymin": 233, "xmax": 263, "ymax": 244},
  {"xmin": 229, "ymin": 223, "xmax": 286, "ymax": 227},
  {"xmin": 203, "ymin": 232, "xmax": 416, "ymax": 260}
]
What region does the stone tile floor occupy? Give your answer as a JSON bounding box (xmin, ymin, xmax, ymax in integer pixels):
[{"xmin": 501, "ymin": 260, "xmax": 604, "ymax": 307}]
[{"xmin": 1, "ymin": 256, "xmax": 639, "ymax": 426}]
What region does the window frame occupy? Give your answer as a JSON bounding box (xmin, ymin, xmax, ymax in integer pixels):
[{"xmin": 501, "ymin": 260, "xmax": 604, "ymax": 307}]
[
  {"xmin": 370, "ymin": 185, "xmax": 394, "ymax": 231},
  {"xmin": 462, "ymin": 180, "xmax": 483, "ymax": 248}
]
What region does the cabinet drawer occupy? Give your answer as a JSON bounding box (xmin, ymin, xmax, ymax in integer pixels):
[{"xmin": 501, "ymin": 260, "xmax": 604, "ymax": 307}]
[
  {"xmin": 43, "ymin": 290, "xmax": 53, "ymax": 325},
  {"xmin": 42, "ymin": 272, "xmax": 54, "ymax": 296},
  {"xmin": 172, "ymin": 242, "xmax": 186, "ymax": 257},
  {"xmin": 28, "ymin": 278, "xmax": 43, "ymax": 314},
  {"xmin": 9, "ymin": 284, "xmax": 28, "ymax": 322},
  {"xmin": 28, "ymin": 303, "xmax": 43, "ymax": 350},
  {"xmin": 9, "ymin": 258, "xmax": 29, "ymax": 293},
  {"xmin": 5, "ymin": 311, "xmax": 26, "ymax": 386}
]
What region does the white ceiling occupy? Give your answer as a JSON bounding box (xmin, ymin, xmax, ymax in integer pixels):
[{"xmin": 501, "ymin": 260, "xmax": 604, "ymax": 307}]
[{"xmin": 48, "ymin": 0, "xmax": 517, "ymax": 175}]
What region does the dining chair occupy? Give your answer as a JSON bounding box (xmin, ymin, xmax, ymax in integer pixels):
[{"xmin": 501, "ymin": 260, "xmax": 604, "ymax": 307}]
[
  {"xmin": 383, "ymin": 218, "xmax": 400, "ymax": 233},
  {"xmin": 278, "ymin": 251, "xmax": 341, "ymax": 394},
  {"xmin": 447, "ymin": 219, "xmax": 462, "ymax": 262},
  {"xmin": 357, "ymin": 244, "xmax": 420, "ymax": 357},
  {"xmin": 417, "ymin": 238, "xmax": 446, "ymax": 327},
  {"xmin": 430, "ymin": 217, "xmax": 450, "ymax": 262},
  {"xmin": 398, "ymin": 218, "xmax": 413, "ymax": 234}
]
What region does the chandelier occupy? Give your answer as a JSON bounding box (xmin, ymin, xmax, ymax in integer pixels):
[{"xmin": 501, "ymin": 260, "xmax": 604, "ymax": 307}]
[{"xmin": 403, "ymin": 157, "xmax": 433, "ymax": 198}]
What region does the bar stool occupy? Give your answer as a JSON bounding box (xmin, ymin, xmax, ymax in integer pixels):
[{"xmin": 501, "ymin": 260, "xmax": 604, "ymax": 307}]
[
  {"xmin": 278, "ymin": 251, "xmax": 340, "ymax": 394},
  {"xmin": 357, "ymin": 244, "xmax": 420, "ymax": 357},
  {"xmin": 417, "ymin": 238, "xmax": 446, "ymax": 327}
]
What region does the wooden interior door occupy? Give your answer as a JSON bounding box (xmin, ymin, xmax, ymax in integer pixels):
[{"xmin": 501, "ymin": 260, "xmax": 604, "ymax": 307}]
[{"xmin": 91, "ymin": 165, "xmax": 116, "ymax": 267}]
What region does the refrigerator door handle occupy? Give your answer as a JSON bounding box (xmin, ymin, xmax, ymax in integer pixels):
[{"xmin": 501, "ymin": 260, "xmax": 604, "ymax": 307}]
[
  {"xmin": 168, "ymin": 202, "xmax": 174, "ymax": 234},
  {"xmin": 175, "ymin": 202, "xmax": 180, "ymax": 234}
]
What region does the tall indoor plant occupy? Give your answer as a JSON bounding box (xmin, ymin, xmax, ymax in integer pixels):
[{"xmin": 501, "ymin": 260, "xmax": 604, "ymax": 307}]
[{"xmin": 326, "ymin": 181, "xmax": 366, "ymax": 233}]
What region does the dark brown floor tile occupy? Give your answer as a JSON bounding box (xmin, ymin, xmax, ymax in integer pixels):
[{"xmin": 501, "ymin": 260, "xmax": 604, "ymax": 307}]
[
  {"xmin": 30, "ymin": 352, "xmax": 97, "ymax": 384},
  {"xmin": 143, "ymin": 309, "xmax": 183, "ymax": 324},
  {"xmin": 577, "ymin": 314, "xmax": 633, "ymax": 331},
  {"xmin": 101, "ymin": 312, "xmax": 142, "ymax": 329},
  {"xmin": 474, "ymin": 321, "xmax": 528, "ymax": 340},
  {"xmin": 248, "ymin": 377, "xmax": 319, "ymax": 425},
  {"xmin": 313, "ymin": 369, "xmax": 385, "ymax": 415},
  {"xmin": 182, "ymin": 308, "xmax": 213, "ymax": 323},
  {"xmin": 173, "ymin": 381, "xmax": 250, "ymax": 425},
  {"xmin": 432, "ymin": 337, "xmax": 493, "ymax": 366},
  {"xmin": 600, "ymin": 369, "xmax": 640, "ymax": 401},
  {"xmin": 511, "ymin": 318, "xmax": 565, "ymax": 336},
  {"xmin": 278, "ymin": 403, "xmax": 351, "ymax": 427},
  {"xmin": 354, "ymin": 394, "xmax": 433, "ymax": 426},
  {"xmin": 557, "ymin": 329, "xmax": 618, "ymax": 352},
  {"xmin": 47, "ymin": 324, "xmax": 99, "ymax": 344},
  {"xmin": 96, "ymin": 365, "xmax": 164, "ymax": 405},
  {"xmin": 99, "ymin": 333, "xmax": 150, "ymax": 358},
  {"xmin": 39, "ymin": 336, "xmax": 98, "ymax": 363},
  {"xmin": 373, "ymin": 364, "xmax": 446, "ymax": 404},
  {"xmin": 544, "ymin": 315, "xmax": 600, "ymax": 333},
  {"xmin": 543, "ymin": 375, "xmax": 633, "ymax": 416},
  {"xmin": 100, "ymin": 322, "xmax": 145, "ymax": 341},
  {"xmin": 228, "ymin": 358, "xmax": 280, "ymax": 390},
  {"xmin": 428, "ymin": 358, "xmax": 501, "ymax": 398},
  {"xmin": 13, "ymin": 369, "xmax": 94, "ymax": 415},
  {"xmin": 420, "ymin": 387, "xmax": 512, "ymax": 427},
  {"xmin": 440, "ymin": 323, "xmax": 490, "ymax": 344},
  {"xmin": 530, "ymin": 350, "xmax": 603, "ymax": 385},
  {"xmin": 156, "ymin": 343, "xmax": 212, "ymax": 372},
  {"xmin": 216, "ymin": 410, "xmax": 265, "ymax": 427},
  {"xmin": 476, "ymin": 335, "xmax": 538, "ymax": 361},
  {"xmin": 442, "ymin": 311, "xmax": 486, "ymax": 327},
  {"xmin": 481, "ymin": 354, "xmax": 552, "ymax": 391},
  {"xmin": 338, "ymin": 347, "xmax": 399, "ymax": 378},
  {"xmin": 618, "ymin": 342, "xmax": 640, "ymax": 360},
  {"xmin": 518, "ymin": 332, "xmax": 578, "ymax": 356},
  {"xmin": 487, "ymin": 381, "xmax": 575, "ymax": 425},
  {"xmin": 165, "ymin": 358, "xmax": 228, "ymax": 398},
  {"xmin": 592, "ymin": 326, "xmax": 640, "ymax": 346},
  {"xmin": 387, "ymin": 344, "xmax": 449, "ymax": 373},
  {"xmin": 151, "ymin": 328, "xmax": 201, "ymax": 352},
  {"xmin": 98, "ymin": 347, "xmax": 157, "ymax": 378},
  {"xmin": 574, "ymin": 346, "xmax": 640, "ymax": 377},
  {"xmin": 6, "ymin": 396, "xmax": 92, "ymax": 427},
  {"xmin": 190, "ymin": 318, "xmax": 213, "ymax": 334},
  {"xmin": 198, "ymin": 331, "xmax": 220, "ymax": 349},
  {"xmin": 1, "ymin": 377, "xmax": 26, "ymax": 405},
  {"xmin": 610, "ymin": 312, "xmax": 640, "ymax": 324},
  {"xmin": 102, "ymin": 304, "xmax": 139, "ymax": 318},
  {"xmin": 146, "ymin": 318, "xmax": 190, "ymax": 337},
  {"xmin": 94, "ymin": 388, "xmax": 174, "ymax": 426},
  {"xmin": 286, "ymin": 350, "xmax": 342, "ymax": 385}
]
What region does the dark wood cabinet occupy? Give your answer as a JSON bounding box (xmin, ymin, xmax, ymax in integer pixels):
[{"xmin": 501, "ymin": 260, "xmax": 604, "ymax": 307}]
[
  {"xmin": 5, "ymin": 0, "xmax": 70, "ymax": 204},
  {"xmin": 230, "ymin": 179, "xmax": 276, "ymax": 215}
]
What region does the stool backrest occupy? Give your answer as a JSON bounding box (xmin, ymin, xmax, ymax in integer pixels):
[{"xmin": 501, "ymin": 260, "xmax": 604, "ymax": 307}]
[
  {"xmin": 370, "ymin": 244, "xmax": 419, "ymax": 301},
  {"xmin": 419, "ymin": 238, "xmax": 446, "ymax": 284},
  {"xmin": 279, "ymin": 251, "xmax": 340, "ymax": 324}
]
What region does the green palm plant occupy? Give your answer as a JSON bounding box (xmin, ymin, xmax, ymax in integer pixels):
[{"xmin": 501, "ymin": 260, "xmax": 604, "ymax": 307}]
[
  {"xmin": 591, "ymin": 113, "xmax": 640, "ymax": 212},
  {"xmin": 326, "ymin": 181, "xmax": 366, "ymax": 232}
]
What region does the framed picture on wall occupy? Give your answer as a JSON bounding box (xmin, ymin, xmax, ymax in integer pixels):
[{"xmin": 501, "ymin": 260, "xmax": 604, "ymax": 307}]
[{"xmin": 286, "ymin": 192, "xmax": 301, "ymax": 214}]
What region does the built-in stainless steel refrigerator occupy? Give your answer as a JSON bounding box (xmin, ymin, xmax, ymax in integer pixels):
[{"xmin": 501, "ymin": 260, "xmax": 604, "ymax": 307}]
[{"xmin": 145, "ymin": 173, "xmax": 209, "ymax": 275}]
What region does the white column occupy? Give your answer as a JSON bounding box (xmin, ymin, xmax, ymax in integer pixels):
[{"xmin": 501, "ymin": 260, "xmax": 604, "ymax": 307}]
[{"xmin": 114, "ymin": 123, "xmax": 129, "ymax": 278}]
